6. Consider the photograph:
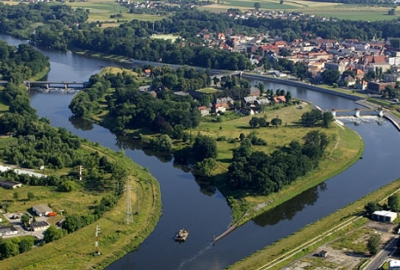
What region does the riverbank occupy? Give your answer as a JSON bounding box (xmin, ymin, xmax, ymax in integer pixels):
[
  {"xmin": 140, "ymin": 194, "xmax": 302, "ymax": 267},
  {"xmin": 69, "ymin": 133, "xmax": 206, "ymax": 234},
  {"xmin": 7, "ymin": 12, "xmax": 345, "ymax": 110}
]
[
  {"xmin": 0, "ymin": 145, "xmax": 162, "ymax": 270},
  {"xmin": 228, "ymin": 177, "xmax": 400, "ymax": 270}
]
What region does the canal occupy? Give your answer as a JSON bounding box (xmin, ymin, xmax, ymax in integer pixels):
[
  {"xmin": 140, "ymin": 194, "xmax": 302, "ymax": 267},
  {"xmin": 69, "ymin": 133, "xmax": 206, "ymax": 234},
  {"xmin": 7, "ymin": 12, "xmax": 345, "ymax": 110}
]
[{"xmin": 2, "ymin": 34, "xmax": 400, "ymax": 270}]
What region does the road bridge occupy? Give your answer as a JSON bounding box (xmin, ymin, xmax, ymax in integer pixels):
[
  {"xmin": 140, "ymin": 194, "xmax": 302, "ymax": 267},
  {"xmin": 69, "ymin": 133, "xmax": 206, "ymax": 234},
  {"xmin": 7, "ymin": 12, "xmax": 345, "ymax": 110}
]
[
  {"xmin": 0, "ymin": 80, "xmax": 88, "ymax": 89},
  {"xmin": 24, "ymin": 80, "xmax": 88, "ymax": 90}
]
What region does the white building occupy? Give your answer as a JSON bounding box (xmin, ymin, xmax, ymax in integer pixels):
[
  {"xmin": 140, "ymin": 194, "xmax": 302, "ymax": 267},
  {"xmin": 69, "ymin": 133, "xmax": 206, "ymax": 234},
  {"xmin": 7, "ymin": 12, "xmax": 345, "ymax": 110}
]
[
  {"xmin": 32, "ymin": 204, "xmax": 53, "ymax": 217},
  {"xmin": 389, "ymin": 259, "xmax": 400, "ymax": 270},
  {"xmin": 372, "ymin": 210, "xmax": 397, "ymax": 223}
]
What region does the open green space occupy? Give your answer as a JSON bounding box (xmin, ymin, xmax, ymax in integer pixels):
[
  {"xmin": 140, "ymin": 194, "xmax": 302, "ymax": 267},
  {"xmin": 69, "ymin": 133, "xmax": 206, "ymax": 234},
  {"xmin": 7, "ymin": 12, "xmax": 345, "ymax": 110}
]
[{"xmin": 65, "ymin": 0, "xmax": 165, "ymax": 24}]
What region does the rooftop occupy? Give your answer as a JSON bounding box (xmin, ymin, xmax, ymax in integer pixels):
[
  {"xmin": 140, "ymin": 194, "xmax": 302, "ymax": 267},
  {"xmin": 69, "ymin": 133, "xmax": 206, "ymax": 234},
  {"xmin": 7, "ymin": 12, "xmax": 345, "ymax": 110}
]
[{"xmin": 32, "ymin": 204, "xmax": 53, "ymax": 213}]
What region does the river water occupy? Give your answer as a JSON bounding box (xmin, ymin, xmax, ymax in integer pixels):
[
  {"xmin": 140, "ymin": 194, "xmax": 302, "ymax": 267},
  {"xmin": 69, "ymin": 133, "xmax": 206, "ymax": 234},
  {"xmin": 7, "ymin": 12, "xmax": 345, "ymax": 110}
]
[{"xmin": 2, "ymin": 34, "xmax": 400, "ymax": 270}]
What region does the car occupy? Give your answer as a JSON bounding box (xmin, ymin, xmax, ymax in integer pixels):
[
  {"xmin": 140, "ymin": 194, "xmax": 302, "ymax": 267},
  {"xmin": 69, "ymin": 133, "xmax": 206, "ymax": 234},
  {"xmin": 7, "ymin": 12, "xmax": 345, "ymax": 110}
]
[{"xmin": 10, "ymin": 215, "xmax": 19, "ymax": 219}]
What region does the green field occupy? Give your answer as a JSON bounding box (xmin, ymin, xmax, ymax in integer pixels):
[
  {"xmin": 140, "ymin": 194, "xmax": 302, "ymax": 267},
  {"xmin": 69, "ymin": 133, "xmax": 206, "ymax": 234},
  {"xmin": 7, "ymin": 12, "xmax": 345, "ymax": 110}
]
[
  {"xmin": 66, "ymin": 0, "xmax": 165, "ymax": 24},
  {"xmin": 201, "ymin": 0, "xmax": 400, "ymax": 21}
]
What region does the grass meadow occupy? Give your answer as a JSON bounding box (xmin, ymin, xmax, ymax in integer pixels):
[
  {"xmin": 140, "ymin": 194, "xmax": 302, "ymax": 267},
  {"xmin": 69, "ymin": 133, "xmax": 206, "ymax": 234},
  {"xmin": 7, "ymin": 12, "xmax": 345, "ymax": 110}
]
[{"xmin": 201, "ymin": 0, "xmax": 400, "ymax": 21}]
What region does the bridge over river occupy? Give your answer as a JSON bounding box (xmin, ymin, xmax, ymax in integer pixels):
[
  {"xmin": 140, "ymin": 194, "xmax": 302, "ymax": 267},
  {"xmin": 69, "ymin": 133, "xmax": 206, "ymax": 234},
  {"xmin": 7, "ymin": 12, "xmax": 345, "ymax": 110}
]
[{"xmin": 0, "ymin": 80, "xmax": 88, "ymax": 89}]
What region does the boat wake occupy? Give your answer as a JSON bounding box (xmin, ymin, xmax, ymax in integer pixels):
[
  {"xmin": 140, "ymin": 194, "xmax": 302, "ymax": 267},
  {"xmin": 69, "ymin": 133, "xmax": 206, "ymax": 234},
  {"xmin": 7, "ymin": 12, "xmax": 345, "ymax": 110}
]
[{"xmin": 176, "ymin": 243, "xmax": 214, "ymax": 270}]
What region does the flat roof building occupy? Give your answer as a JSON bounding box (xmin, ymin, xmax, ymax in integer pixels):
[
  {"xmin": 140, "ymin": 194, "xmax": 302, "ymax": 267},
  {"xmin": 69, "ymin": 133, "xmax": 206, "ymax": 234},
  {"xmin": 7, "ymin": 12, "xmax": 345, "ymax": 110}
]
[
  {"xmin": 372, "ymin": 210, "xmax": 398, "ymax": 223},
  {"xmin": 30, "ymin": 221, "xmax": 50, "ymax": 232},
  {"xmin": 389, "ymin": 259, "xmax": 400, "ymax": 270},
  {"xmin": 32, "ymin": 204, "xmax": 53, "ymax": 217},
  {"xmin": 0, "ymin": 226, "xmax": 19, "ymax": 236},
  {"xmin": 0, "ymin": 179, "xmax": 22, "ymax": 189}
]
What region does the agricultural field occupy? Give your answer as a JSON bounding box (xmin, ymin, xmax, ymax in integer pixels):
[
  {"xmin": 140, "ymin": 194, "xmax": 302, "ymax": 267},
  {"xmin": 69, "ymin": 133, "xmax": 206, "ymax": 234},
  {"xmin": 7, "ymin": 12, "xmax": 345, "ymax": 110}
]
[
  {"xmin": 201, "ymin": 0, "xmax": 400, "ymax": 21},
  {"xmin": 65, "ymin": 0, "xmax": 165, "ymax": 24}
]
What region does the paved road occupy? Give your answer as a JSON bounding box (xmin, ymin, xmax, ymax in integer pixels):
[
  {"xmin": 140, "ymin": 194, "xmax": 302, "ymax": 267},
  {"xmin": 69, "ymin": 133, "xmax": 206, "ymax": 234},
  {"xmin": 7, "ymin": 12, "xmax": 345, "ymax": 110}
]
[{"xmin": 365, "ymin": 236, "xmax": 398, "ymax": 270}]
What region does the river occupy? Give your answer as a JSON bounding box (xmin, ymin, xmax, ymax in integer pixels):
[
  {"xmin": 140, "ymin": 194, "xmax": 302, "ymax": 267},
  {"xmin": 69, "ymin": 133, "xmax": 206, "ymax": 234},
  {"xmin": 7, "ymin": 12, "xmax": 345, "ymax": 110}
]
[{"xmin": 2, "ymin": 34, "xmax": 400, "ymax": 270}]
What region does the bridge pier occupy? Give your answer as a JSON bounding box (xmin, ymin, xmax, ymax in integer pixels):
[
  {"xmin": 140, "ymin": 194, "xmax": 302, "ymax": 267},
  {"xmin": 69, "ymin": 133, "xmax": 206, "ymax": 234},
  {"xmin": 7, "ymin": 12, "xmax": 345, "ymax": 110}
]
[
  {"xmin": 355, "ymin": 108, "xmax": 360, "ymax": 117},
  {"xmin": 65, "ymin": 84, "xmax": 68, "ymax": 89},
  {"xmin": 331, "ymin": 109, "xmax": 337, "ymax": 119},
  {"xmin": 45, "ymin": 84, "xmax": 49, "ymax": 89},
  {"xmin": 378, "ymin": 108, "xmax": 384, "ymax": 117}
]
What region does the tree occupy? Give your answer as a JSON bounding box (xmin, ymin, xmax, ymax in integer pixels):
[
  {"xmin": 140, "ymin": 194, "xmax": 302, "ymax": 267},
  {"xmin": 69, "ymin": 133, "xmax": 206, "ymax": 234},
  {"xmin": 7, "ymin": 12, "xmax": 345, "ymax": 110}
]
[
  {"xmin": 192, "ymin": 135, "xmax": 218, "ymax": 161},
  {"xmin": 155, "ymin": 134, "xmax": 173, "ymax": 151},
  {"xmin": 271, "ymin": 117, "xmax": 282, "ymax": 127},
  {"xmin": 21, "ymin": 214, "xmax": 30, "ymax": 227},
  {"xmin": 0, "ymin": 241, "xmax": 19, "ymax": 259},
  {"xmin": 44, "ymin": 225, "xmax": 64, "ymax": 243},
  {"xmin": 388, "ymin": 194, "xmax": 400, "ymax": 212},
  {"xmin": 249, "ymin": 117, "xmax": 259, "ymax": 128},
  {"xmin": 13, "ymin": 191, "xmax": 19, "ymax": 201},
  {"xmin": 322, "ymin": 111, "xmax": 334, "ymax": 128},
  {"xmin": 27, "ymin": 192, "xmax": 35, "ymax": 201},
  {"xmin": 367, "ymin": 234, "xmax": 381, "ymax": 256},
  {"xmin": 254, "ymin": 2, "xmax": 261, "ymax": 10},
  {"xmin": 62, "ymin": 216, "xmax": 83, "ymax": 233},
  {"xmin": 364, "ymin": 201, "xmax": 382, "ymax": 216},
  {"xmin": 195, "ymin": 158, "xmax": 217, "ymax": 177},
  {"xmin": 322, "ymin": 70, "xmax": 340, "ymax": 85},
  {"xmin": 301, "ymin": 109, "xmax": 322, "ymax": 127},
  {"xmin": 18, "ymin": 237, "xmax": 34, "ymax": 253}
]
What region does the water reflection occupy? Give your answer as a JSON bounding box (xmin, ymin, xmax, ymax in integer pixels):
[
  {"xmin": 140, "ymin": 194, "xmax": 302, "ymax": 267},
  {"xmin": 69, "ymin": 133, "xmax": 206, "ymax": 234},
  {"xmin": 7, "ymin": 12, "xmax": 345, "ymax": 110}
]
[
  {"xmin": 115, "ymin": 134, "xmax": 173, "ymax": 163},
  {"xmin": 252, "ymin": 182, "xmax": 324, "ymax": 227},
  {"xmin": 69, "ymin": 116, "xmax": 94, "ymax": 131}
]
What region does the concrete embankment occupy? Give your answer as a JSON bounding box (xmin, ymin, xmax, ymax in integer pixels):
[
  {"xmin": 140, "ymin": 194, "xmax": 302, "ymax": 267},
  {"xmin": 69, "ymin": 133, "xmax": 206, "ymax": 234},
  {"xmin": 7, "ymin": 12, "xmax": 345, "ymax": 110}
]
[{"xmin": 242, "ymin": 73, "xmax": 363, "ymax": 101}]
